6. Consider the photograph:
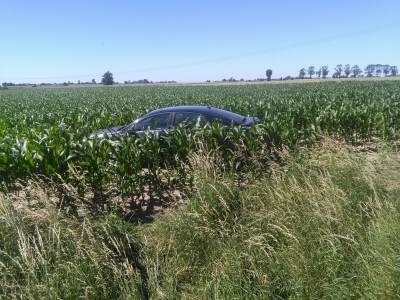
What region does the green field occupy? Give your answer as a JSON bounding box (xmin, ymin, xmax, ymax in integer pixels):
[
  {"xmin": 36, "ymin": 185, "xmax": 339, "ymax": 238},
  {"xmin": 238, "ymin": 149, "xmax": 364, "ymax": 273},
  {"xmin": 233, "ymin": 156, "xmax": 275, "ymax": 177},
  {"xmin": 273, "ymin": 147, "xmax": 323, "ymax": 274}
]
[
  {"xmin": 1, "ymin": 80, "xmax": 400, "ymax": 299},
  {"xmin": 1, "ymin": 80, "xmax": 400, "ymax": 182}
]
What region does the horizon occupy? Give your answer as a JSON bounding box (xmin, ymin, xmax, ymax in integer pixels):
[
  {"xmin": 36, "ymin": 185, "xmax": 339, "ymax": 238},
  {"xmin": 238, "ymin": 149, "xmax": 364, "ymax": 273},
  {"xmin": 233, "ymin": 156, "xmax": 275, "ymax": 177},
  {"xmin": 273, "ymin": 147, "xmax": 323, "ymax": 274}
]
[{"xmin": 2, "ymin": 0, "xmax": 400, "ymax": 84}]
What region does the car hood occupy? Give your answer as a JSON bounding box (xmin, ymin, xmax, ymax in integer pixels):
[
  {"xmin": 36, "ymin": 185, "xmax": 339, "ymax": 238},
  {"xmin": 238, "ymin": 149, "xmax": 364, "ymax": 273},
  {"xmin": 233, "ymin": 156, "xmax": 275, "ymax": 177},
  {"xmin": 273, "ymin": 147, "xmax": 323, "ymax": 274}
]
[{"xmin": 242, "ymin": 116, "xmax": 259, "ymax": 126}]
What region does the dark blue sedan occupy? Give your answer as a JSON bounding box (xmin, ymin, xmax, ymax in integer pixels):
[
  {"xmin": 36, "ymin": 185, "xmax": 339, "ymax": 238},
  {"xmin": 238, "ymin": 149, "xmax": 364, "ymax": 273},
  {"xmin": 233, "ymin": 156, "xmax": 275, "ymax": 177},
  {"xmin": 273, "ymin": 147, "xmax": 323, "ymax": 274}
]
[{"xmin": 93, "ymin": 105, "xmax": 258, "ymax": 138}]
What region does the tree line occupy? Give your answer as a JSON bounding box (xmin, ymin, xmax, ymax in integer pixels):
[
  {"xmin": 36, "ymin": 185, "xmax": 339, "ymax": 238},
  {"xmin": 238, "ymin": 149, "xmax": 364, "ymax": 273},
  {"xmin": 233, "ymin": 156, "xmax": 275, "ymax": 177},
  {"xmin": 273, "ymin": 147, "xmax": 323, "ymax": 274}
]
[
  {"xmin": 266, "ymin": 64, "xmax": 398, "ymax": 81},
  {"xmin": 2, "ymin": 65, "xmax": 399, "ymax": 89}
]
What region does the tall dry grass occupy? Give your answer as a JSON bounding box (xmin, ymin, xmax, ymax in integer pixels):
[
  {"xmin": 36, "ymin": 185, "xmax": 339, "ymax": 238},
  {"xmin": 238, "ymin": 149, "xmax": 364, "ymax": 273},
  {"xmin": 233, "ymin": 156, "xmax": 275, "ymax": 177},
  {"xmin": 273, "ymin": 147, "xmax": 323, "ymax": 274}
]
[
  {"xmin": 140, "ymin": 140, "xmax": 400, "ymax": 299},
  {"xmin": 0, "ymin": 140, "xmax": 399, "ymax": 299}
]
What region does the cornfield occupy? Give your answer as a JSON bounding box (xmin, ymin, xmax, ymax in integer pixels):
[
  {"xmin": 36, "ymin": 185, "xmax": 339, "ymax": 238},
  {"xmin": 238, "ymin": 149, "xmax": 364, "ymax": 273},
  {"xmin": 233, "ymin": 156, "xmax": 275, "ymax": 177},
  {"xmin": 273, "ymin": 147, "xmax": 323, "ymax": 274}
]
[{"xmin": 1, "ymin": 80, "xmax": 400, "ymax": 213}]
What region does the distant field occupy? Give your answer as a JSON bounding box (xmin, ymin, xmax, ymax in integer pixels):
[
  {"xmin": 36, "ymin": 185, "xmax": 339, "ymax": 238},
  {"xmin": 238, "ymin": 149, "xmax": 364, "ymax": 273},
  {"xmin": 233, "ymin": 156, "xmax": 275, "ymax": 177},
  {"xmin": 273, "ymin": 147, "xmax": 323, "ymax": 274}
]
[
  {"xmin": 1, "ymin": 79, "xmax": 400, "ymax": 298},
  {"xmin": 4, "ymin": 74, "xmax": 400, "ymax": 89}
]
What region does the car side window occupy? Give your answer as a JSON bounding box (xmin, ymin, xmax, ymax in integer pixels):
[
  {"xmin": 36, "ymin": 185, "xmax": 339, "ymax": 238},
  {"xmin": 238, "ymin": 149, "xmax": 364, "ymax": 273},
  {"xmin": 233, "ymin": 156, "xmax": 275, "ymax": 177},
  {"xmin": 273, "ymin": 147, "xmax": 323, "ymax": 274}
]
[
  {"xmin": 135, "ymin": 113, "xmax": 171, "ymax": 131},
  {"xmin": 174, "ymin": 112, "xmax": 207, "ymax": 128}
]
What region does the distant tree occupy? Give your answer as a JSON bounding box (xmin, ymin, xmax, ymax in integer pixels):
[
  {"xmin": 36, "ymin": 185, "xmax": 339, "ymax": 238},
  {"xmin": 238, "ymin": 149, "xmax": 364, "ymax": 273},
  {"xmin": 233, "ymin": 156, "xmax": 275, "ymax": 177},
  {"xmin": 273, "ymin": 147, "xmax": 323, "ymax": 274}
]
[
  {"xmin": 266, "ymin": 69, "xmax": 273, "ymax": 81},
  {"xmin": 316, "ymin": 68, "xmax": 322, "ymax": 78},
  {"xmin": 344, "ymin": 64, "xmax": 351, "ymax": 77},
  {"xmin": 299, "ymin": 68, "xmax": 306, "ymax": 79},
  {"xmin": 101, "ymin": 71, "xmax": 114, "ymax": 85},
  {"xmin": 307, "ymin": 66, "xmax": 315, "ymax": 79},
  {"xmin": 351, "ymin": 65, "xmax": 362, "ymax": 77},
  {"xmin": 335, "ymin": 64, "xmax": 343, "ymax": 77},
  {"xmin": 321, "ymin": 66, "xmax": 329, "ymax": 78},
  {"xmin": 390, "ymin": 65, "xmax": 398, "ymax": 77},
  {"xmin": 77, "ymin": 80, "xmax": 81, "ymax": 84},
  {"xmin": 364, "ymin": 64, "xmax": 375, "ymax": 77},
  {"xmin": 375, "ymin": 64, "xmax": 383, "ymax": 77},
  {"xmin": 91, "ymin": 78, "xmax": 96, "ymax": 84},
  {"xmin": 383, "ymin": 65, "xmax": 391, "ymax": 77}
]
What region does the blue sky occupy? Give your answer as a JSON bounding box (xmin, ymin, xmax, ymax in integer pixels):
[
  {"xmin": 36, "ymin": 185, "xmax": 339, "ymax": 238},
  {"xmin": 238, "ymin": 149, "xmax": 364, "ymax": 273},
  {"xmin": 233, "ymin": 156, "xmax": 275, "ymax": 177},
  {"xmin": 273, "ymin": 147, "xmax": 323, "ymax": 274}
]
[{"xmin": 1, "ymin": 0, "xmax": 400, "ymax": 83}]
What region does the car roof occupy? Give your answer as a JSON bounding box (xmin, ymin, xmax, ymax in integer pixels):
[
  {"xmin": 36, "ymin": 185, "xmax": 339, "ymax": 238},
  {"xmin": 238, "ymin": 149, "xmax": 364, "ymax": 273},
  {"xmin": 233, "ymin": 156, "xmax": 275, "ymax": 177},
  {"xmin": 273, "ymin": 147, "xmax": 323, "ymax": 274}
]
[
  {"xmin": 145, "ymin": 105, "xmax": 246, "ymax": 121},
  {"xmin": 140, "ymin": 105, "xmax": 247, "ymax": 124},
  {"xmin": 146, "ymin": 105, "xmax": 215, "ymax": 115}
]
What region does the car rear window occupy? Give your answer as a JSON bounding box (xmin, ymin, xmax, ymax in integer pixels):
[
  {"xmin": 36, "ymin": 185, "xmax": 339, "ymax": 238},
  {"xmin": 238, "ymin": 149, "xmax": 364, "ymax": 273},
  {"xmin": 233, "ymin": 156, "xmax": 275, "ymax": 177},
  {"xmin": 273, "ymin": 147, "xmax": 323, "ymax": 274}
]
[{"xmin": 211, "ymin": 108, "xmax": 247, "ymax": 125}]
